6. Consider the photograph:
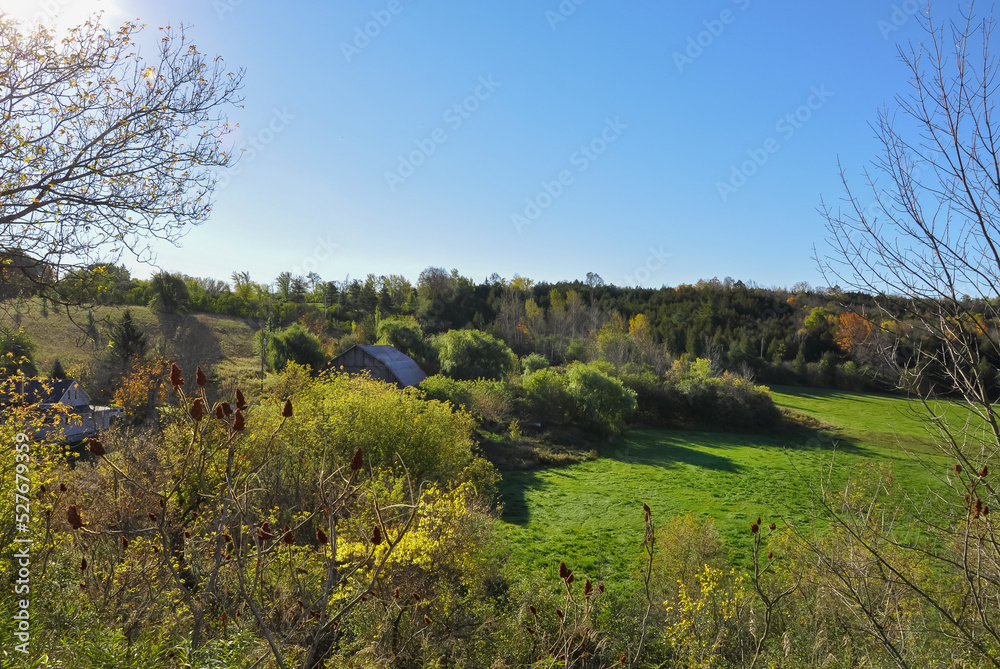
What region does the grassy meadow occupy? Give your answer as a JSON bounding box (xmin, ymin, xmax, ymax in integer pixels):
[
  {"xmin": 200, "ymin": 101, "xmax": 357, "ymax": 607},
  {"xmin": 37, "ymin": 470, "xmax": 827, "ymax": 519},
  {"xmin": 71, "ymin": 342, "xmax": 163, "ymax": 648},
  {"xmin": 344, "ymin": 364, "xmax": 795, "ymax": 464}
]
[{"xmin": 499, "ymin": 385, "xmax": 955, "ymax": 590}]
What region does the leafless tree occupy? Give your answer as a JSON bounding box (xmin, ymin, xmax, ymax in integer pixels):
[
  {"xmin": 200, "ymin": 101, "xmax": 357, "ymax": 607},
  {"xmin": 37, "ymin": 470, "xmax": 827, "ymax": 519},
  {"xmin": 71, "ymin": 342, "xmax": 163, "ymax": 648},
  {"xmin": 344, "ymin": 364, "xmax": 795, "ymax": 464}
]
[{"xmin": 815, "ymin": 4, "xmax": 1000, "ymax": 665}]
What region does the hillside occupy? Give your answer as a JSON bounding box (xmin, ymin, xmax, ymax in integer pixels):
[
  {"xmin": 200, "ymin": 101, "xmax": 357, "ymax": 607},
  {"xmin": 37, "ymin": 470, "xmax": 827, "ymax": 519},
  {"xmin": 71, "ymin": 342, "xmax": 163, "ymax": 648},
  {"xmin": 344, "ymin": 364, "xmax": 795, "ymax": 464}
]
[{"xmin": 7, "ymin": 299, "xmax": 261, "ymax": 394}]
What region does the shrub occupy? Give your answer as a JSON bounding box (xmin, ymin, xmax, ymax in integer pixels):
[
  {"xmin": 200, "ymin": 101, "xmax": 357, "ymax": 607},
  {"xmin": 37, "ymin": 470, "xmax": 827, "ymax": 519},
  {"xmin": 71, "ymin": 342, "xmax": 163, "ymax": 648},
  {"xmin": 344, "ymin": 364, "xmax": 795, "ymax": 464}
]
[
  {"xmin": 665, "ymin": 358, "xmax": 781, "ymax": 431},
  {"xmin": 0, "ymin": 326, "xmax": 37, "ymax": 377},
  {"xmin": 566, "ymin": 362, "xmax": 637, "ymax": 436},
  {"xmin": 266, "ymin": 322, "xmax": 327, "ymax": 373},
  {"xmin": 521, "ymin": 352, "xmax": 551, "ymax": 374},
  {"xmin": 433, "ymin": 329, "xmax": 517, "ymax": 381},
  {"xmin": 420, "ymin": 375, "xmax": 512, "ymax": 424},
  {"xmin": 523, "ymin": 367, "xmax": 572, "ymax": 424}
]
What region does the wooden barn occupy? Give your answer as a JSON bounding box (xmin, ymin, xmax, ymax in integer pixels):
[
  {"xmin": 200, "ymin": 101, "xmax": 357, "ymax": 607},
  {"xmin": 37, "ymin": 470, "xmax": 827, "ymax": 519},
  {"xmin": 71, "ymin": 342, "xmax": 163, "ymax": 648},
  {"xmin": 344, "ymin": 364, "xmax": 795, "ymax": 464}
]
[{"xmin": 328, "ymin": 345, "xmax": 427, "ymax": 388}]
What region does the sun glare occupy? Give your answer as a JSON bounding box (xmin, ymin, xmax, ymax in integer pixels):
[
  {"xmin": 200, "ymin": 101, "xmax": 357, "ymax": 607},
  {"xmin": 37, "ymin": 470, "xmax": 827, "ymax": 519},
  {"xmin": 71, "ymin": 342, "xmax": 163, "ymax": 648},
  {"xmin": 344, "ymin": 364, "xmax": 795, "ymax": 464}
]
[{"xmin": 0, "ymin": 0, "xmax": 123, "ymax": 33}]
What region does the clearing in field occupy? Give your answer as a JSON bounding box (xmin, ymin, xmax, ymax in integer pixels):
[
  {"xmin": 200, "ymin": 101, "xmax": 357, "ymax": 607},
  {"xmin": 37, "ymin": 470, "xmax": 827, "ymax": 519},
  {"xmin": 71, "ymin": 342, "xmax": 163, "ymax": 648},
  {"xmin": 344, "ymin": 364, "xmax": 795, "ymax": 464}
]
[{"xmin": 500, "ymin": 386, "xmax": 954, "ymax": 589}]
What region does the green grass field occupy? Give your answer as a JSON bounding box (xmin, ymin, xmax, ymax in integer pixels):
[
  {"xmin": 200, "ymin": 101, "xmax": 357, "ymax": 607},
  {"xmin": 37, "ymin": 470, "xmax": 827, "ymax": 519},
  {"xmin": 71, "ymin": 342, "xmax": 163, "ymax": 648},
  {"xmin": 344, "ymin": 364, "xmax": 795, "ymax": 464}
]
[{"xmin": 499, "ymin": 386, "xmax": 956, "ymax": 589}]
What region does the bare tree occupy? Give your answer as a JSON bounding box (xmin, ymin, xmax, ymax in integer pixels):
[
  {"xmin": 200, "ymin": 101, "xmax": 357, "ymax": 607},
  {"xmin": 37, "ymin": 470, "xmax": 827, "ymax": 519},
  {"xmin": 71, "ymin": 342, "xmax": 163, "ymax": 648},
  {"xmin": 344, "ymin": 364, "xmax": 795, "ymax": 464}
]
[
  {"xmin": 0, "ymin": 16, "xmax": 243, "ymax": 300},
  {"xmin": 816, "ymin": 3, "xmax": 1000, "ymax": 665}
]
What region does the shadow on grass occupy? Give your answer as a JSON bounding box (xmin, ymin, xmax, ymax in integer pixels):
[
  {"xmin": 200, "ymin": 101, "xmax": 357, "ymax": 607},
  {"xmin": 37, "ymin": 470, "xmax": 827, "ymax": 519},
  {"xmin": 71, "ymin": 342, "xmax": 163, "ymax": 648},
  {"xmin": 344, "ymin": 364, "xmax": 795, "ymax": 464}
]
[{"xmin": 499, "ymin": 427, "xmax": 879, "ymax": 527}]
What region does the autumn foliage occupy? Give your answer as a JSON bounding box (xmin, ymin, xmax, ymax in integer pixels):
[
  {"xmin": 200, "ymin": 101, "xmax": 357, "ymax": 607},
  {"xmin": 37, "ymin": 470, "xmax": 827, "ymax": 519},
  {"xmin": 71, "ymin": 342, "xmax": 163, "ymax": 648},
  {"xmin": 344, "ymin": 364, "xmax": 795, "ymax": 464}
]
[{"xmin": 834, "ymin": 312, "xmax": 872, "ymax": 355}]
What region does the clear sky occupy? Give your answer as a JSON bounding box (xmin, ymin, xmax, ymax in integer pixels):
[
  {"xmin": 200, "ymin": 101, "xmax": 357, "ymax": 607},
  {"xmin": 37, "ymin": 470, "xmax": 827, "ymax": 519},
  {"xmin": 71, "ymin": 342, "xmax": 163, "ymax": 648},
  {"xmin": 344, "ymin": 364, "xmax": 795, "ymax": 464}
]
[{"xmin": 4, "ymin": 0, "xmax": 963, "ymax": 289}]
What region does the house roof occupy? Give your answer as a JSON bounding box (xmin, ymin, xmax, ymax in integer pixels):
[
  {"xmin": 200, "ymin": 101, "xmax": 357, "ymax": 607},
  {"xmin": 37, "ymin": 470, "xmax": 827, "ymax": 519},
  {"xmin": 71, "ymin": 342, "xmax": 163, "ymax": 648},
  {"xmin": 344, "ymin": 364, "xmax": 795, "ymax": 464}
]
[
  {"xmin": 0, "ymin": 378, "xmax": 76, "ymax": 406},
  {"xmin": 357, "ymin": 345, "xmax": 427, "ymax": 387}
]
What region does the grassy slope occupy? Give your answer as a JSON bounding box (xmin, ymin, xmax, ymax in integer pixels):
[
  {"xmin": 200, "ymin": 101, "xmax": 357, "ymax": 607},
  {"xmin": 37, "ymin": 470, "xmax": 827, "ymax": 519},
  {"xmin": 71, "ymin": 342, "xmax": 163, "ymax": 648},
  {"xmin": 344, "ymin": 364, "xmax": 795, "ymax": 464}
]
[
  {"xmin": 500, "ymin": 387, "xmax": 952, "ymax": 589},
  {"xmin": 8, "ymin": 299, "xmax": 260, "ymax": 386}
]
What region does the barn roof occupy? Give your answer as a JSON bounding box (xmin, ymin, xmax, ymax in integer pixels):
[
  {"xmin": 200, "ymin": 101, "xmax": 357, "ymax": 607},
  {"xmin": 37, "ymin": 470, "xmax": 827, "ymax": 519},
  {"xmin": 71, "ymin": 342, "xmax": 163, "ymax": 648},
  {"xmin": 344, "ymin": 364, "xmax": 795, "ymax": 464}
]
[
  {"xmin": 357, "ymin": 345, "xmax": 427, "ymax": 387},
  {"xmin": 0, "ymin": 378, "xmax": 76, "ymax": 406}
]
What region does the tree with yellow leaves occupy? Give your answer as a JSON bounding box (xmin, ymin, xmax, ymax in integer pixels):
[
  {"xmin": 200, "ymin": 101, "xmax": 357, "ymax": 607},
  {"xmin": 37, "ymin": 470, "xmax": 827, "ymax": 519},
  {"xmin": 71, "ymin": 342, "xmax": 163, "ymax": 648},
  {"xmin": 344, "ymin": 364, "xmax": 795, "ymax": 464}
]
[{"xmin": 0, "ymin": 15, "xmax": 243, "ymax": 300}]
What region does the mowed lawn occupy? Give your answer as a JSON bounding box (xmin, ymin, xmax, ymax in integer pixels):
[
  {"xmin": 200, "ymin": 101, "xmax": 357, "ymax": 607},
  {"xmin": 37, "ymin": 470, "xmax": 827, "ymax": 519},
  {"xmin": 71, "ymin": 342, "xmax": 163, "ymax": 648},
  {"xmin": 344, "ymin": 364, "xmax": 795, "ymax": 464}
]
[{"xmin": 500, "ymin": 387, "xmax": 957, "ymax": 589}]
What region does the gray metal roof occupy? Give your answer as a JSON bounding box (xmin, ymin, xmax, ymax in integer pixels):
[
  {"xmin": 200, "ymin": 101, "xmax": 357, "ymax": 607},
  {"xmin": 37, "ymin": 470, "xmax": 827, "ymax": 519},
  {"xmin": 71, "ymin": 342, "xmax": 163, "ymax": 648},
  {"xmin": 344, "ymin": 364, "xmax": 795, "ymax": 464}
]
[{"xmin": 357, "ymin": 345, "xmax": 427, "ymax": 387}]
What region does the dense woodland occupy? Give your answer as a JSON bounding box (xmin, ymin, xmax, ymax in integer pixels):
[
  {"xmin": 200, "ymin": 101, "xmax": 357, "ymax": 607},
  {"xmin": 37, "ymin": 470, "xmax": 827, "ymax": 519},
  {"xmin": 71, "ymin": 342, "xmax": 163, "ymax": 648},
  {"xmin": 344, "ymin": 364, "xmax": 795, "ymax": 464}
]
[{"xmin": 6, "ymin": 262, "xmax": 956, "ymax": 392}]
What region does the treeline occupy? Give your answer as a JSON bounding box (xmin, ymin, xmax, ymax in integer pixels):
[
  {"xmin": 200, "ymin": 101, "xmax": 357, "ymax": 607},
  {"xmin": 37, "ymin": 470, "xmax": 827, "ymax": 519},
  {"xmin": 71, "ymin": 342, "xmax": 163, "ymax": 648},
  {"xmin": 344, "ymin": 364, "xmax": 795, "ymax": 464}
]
[{"xmin": 45, "ymin": 263, "xmax": 916, "ymax": 392}]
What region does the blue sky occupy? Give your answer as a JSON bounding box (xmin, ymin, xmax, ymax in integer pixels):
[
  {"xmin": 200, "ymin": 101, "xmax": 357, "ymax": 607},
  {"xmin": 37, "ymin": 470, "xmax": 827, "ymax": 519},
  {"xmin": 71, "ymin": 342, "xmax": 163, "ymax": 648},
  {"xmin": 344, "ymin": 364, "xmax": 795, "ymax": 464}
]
[{"xmin": 7, "ymin": 0, "xmax": 956, "ymax": 289}]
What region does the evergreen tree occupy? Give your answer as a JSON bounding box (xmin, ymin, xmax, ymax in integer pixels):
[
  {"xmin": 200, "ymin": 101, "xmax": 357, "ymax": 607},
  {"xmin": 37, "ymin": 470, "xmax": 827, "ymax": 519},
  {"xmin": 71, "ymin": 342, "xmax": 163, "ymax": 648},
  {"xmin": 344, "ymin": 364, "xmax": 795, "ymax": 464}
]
[{"xmin": 110, "ymin": 309, "xmax": 148, "ymax": 369}]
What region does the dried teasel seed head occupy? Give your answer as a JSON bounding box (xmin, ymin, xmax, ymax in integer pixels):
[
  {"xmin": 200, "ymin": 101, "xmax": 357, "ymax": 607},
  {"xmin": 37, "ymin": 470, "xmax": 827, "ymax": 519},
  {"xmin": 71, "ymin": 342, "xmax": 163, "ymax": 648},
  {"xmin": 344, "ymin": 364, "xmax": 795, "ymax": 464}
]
[
  {"xmin": 232, "ymin": 409, "xmax": 245, "ymax": 432},
  {"xmin": 768, "ymin": 551, "xmax": 773, "ymax": 560},
  {"xmin": 643, "ymin": 502, "xmax": 651, "ymax": 522},
  {"xmin": 282, "ymin": 529, "xmax": 295, "ymax": 545},
  {"xmin": 222, "ymin": 533, "xmax": 232, "ymax": 543},
  {"xmin": 196, "ymin": 366, "xmax": 207, "ymax": 387},
  {"xmin": 756, "ymin": 516, "xmax": 762, "ymax": 526},
  {"xmin": 982, "ymin": 465, "xmax": 989, "ymax": 478},
  {"xmin": 190, "ymin": 398, "xmax": 206, "ymax": 422},
  {"xmin": 121, "ymin": 536, "xmax": 129, "ymax": 550},
  {"xmin": 350, "ymin": 448, "xmax": 364, "ymax": 471},
  {"xmin": 956, "ymin": 463, "xmax": 963, "ymax": 474},
  {"xmin": 529, "ymin": 605, "xmax": 537, "ymax": 616},
  {"xmin": 559, "ymin": 562, "xmax": 570, "ymax": 580},
  {"xmin": 584, "ymin": 579, "xmax": 593, "ymax": 599},
  {"xmin": 751, "ymin": 523, "xmax": 759, "ymax": 534},
  {"xmin": 67, "ymin": 504, "xmax": 84, "ymax": 530},
  {"xmin": 371, "ymin": 525, "xmax": 383, "ymax": 545},
  {"xmin": 769, "ymin": 523, "xmax": 776, "ymax": 531},
  {"xmin": 39, "ymin": 485, "xmax": 46, "ymax": 494},
  {"xmin": 598, "ymin": 583, "xmax": 605, "ymax": 594},
  {"xmin": 525, "ymin": 625, "xmax": 535, "ymax": 635},
  {"xmin": 258, "ymin": 521, "xmax": 272, "ymax": 542},
  {"xmin": 88, "ymin": 438, "xmax": 105, "ymax": 456},
  {"xmin": 556, "ymin": 608, "xmax": 564, "ymax": 619},
  {"xmin": 985, "ymin": 506, "xmax": 991, "ymax": 516},
  {"xmin": 215, "ymin": 404, "xmax": 225, "ymax": 420},
  {"xmin": 60, "ymin": 483, "xmax": 67, "ymax": 492},
  {"xmin": 566, "ymin": 572, "xmax": 574, "ymax": 584},
  {"xmin": 282, "ymin": 399, "xmax": 293, "ymax": 418},
  {"xmin": 80, "ymin": 557, "xmax": 87, "ymax": 571},
  {"xmin": 424, "ymin": 615, "xmax": 432, "ymax": 625},
  {"xmin": 159, "ymin": 497, "xmax": 165, "ymax": 508},
  {"xmin": 316, "ymin": 527, "xmax": 328, "ymax": 544},
  {"xmin": 184, "ymin": 531, "xmax": 191, "ymax": 538},
  {"xmin": 412, "ymin": 592, "xmax": 421, "ymax": 602},
  {"xmin": 393, "ymin": 588, "xmax": 399, "ymax": 598},
  {"xmin": 235, "ymin": 388, "xmax": 247, "ymax": 411},
  {"xmin": 221, "ymin": 401, "xmax": 233, "ymax": 416},
  {"xmin": 170, "ymin": 363, "xmax": 184, "ymax": 388}
]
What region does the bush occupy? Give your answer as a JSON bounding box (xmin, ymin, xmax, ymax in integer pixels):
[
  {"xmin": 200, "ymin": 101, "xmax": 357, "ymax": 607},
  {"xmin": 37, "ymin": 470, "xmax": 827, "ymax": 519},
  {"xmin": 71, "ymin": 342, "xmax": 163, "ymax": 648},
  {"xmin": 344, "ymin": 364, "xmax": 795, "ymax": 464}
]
[
  {"xmin": 522, "ymin": 367, "xmax": 572, "ymax": 424},
  {"xmin": 566, "ymin": 362, "xmax": 637, "ymax": 436},
  {"xmin": 433, "ymin": 329, "xmax": 517, "ymax": 381},
  {"xmin": 266, "ymin": 322, "xmax": 327, "ymax": 373},
  {"xmin": 665, "ymin": 358, "xmax": 781, "ymax": 431},
  {"xmin": 0, "ymin": 326, "xmax": 36, "ymax": 377},
  {"xmin": 419, "ymin": 375, "xmax": 512, "ymax": 424},
  {"xmin": 521, "ymin": 352, "xmax": 551, "ymax": 374}
]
